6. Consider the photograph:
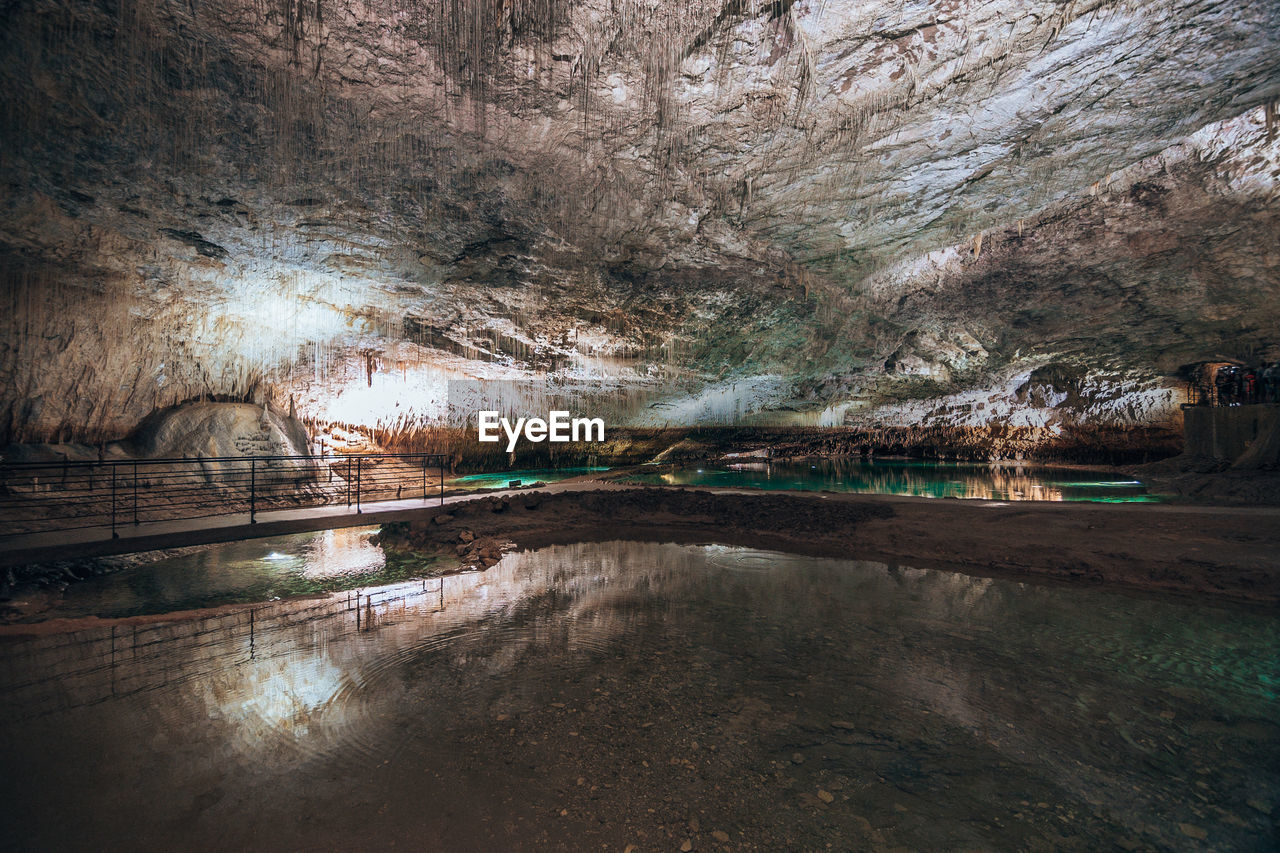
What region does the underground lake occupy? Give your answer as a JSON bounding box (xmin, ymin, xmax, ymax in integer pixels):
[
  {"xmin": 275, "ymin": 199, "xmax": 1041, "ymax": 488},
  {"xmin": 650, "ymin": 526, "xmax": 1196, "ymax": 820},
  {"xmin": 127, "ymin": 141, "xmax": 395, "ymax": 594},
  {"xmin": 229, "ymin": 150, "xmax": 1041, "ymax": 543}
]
[
  {"xmin": 621, "ymin": 458, "xmax": 1163, "ymax": 503},
  {"xmin": 0, "ymin": 535, "xmax": 1275, "ymax": 851},
  {"xmin": 449, "ymin": 467, "xmax": 614, "ymax": 490}
]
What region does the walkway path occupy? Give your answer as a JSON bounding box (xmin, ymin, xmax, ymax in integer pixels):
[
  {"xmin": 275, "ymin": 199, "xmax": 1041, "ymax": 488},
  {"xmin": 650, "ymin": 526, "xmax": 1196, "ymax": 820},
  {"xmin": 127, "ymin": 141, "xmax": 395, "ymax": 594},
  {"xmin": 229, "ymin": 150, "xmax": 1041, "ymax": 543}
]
[
  {"xmin": 0, "ymin": 482, "xmax": 651, "ymax": 567},
  {"xmin": 4, "ymin": 481, "xmax": 1279, "ymax": 568}
]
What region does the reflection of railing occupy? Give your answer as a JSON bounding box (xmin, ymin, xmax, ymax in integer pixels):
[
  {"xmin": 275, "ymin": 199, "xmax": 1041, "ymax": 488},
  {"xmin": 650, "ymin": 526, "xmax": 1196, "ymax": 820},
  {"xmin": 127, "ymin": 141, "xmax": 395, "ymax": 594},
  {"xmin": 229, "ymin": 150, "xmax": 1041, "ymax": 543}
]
[
  {"xmin": 0, "ymin": 579, "xmax": 445, "ymax": 724},
  {"xmin": 0, "ymin": 453, "xmax": 446, "ymax": 538}
]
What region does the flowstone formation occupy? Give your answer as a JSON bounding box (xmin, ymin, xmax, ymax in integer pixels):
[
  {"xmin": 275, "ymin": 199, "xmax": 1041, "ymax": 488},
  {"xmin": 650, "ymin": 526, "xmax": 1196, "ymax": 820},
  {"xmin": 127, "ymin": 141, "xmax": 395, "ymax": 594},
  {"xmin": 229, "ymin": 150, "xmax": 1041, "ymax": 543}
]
[{"xmin": 1, "ymin": 0, "xmax": 1277, "ymax": 448}]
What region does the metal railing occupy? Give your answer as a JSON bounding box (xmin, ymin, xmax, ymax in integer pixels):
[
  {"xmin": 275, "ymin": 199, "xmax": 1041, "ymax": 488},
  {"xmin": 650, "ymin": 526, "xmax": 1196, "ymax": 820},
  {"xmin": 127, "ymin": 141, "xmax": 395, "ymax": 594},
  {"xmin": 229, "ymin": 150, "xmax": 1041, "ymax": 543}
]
[
  {"xmin": 1183, "ymin": 382, "xmax": 1279, "ymax": 408},
  {"xmin": 0, "ymin": 453, "xmax": 446, "ymax": 539}
]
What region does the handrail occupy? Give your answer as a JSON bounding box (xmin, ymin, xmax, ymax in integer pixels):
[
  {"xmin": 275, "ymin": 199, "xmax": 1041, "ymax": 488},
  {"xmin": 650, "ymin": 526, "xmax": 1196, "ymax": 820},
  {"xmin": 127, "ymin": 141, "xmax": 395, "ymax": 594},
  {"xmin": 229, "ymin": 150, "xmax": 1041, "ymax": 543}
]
[
  {"xmin": 0, "ymin": 451, "xmax": 440, "ymax": 468},
  {"xmin": 0, "ymin": 452, "xmax": 447, "ymax": 539}
]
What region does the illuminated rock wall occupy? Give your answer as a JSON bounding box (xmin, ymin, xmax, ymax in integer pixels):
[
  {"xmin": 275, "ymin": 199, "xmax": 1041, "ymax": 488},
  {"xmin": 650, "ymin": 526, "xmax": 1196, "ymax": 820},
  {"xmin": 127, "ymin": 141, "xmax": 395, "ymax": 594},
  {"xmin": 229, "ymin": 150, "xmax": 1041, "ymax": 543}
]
[{"xmin": 1, "ymin": 0, "xmax": 1276, "ymax": 445}]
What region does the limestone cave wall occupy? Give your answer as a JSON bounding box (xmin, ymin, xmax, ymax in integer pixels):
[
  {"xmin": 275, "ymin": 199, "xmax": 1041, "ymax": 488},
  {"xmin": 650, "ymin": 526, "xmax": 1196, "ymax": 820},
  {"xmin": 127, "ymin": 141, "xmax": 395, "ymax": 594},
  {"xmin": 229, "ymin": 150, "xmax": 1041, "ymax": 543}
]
[{"xmin": 1, "ymin": 0, "xmax": 1277, "ymax": 447}]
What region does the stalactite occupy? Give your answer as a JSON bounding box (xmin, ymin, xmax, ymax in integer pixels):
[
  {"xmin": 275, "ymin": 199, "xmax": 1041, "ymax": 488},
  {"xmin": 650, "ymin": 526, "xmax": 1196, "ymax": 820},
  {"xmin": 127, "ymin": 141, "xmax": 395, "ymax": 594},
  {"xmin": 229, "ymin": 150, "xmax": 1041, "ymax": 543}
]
[{"xmin": 1, "ymin": 0, "xmax": 1274, "ymax": 446}]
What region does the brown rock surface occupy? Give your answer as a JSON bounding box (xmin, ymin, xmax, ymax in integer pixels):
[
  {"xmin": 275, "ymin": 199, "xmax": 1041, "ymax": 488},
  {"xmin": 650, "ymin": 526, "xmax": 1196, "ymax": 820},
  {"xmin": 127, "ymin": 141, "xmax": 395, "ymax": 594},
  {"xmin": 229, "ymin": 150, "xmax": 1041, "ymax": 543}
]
[{"xmin": 378, "ymin": 486, "xmax": 1280, "ymax": 602}]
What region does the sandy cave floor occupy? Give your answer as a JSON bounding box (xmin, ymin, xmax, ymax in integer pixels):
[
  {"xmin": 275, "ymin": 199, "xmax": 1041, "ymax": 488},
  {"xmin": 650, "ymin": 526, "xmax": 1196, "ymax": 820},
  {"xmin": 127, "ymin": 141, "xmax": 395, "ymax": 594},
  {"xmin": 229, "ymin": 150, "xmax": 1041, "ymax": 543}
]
[{"xmin": 379, "ymin": 484, "xmax": 1280, "ymax": 605}]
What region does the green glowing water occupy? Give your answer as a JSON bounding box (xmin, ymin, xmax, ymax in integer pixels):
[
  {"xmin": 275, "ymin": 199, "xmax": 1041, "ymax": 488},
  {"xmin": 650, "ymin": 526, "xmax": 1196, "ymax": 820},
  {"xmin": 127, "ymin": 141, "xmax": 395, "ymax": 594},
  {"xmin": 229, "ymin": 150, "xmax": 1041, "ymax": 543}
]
[
  {"xmin": 623, "ymin": 458, "xmax": 1162, "ymax": 502},
  {"xmin": 448, "ymin": 466, "xmax": 611, "ymax": 490}
]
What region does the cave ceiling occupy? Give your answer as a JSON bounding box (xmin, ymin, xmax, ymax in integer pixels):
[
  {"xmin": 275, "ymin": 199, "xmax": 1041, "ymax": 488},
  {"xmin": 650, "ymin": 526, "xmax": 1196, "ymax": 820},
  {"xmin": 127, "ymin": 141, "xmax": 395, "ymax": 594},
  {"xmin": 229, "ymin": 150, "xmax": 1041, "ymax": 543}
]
[{"xmin": 1, "ymin": 0, "xmax": 1278, "ymax": 440}]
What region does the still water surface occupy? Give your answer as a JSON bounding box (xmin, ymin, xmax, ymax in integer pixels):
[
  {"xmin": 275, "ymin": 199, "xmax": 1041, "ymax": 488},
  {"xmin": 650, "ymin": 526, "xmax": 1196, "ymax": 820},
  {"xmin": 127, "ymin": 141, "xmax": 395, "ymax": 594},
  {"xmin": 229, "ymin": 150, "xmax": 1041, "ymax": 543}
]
[
  {"xmin": 0, "ymin": 538, "xmax": 1273, "ymax": 851},
  {"xmin": 624, "ymin": 458, "xmax": 1162, "ymax": 502},
  {"xmin": 35, "ymin": 527, "xmax": 455, "ymax": 621},
  {"xmin": 450, "ymin": 466, "xmax": 612, "ymax": 490}
]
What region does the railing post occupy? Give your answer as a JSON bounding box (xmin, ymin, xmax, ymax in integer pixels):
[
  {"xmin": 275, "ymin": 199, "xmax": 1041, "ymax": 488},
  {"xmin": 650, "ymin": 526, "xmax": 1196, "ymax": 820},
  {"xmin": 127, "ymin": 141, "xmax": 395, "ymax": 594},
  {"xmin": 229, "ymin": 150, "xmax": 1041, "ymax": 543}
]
[
  {"xmin": 439, "ymin": 456, "xmax": 445, "ymax": 506},
  {"xmin": 346, "ymin": 457, "xmax": 352, "ymax": 507},
  {"xmin": 250, "ymin": 457, "xmax": 257, "ymax": 523},
  {"xmin": 422, "ymin": 455, "xmax": 428, "ymax": 503},
  {"xmin": 132, "ymin": 460, "xmax": 139, "ymax": 526},
  {"xmin": 356, "ymin": 457, "xmax": 362, "ymax": 514},
  {"xmin": 110, "ymin": 464, "xmax": 118, "ymax": 539}
]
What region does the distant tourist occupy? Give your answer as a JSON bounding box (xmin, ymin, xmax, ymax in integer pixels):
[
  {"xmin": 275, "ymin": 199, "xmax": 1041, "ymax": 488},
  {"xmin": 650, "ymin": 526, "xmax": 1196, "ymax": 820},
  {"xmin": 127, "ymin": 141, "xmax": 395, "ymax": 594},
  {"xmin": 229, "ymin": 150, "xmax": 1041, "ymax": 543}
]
[
  {"xmin": 1264, "ymin": 362, "xmax": 1280, "ymax": 404},
  {"xmin": 1206, "ymin": 363, "xmax": 1279, "ymax": 406},
  {"xmin": 1215, "ymin": 366, "xmax": 1234, "ymax": 405}
]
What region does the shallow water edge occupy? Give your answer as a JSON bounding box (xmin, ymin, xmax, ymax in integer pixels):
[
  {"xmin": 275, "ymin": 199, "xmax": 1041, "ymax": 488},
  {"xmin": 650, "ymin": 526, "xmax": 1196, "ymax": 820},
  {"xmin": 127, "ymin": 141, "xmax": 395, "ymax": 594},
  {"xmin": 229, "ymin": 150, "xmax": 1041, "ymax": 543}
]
[
  {"xmin": 379, "ymin": 487, "xmax": 1280, "ymax": 604},
  {"xmin": 0, "ymin": 540, "xmax": 1274, "ymax": 852}
]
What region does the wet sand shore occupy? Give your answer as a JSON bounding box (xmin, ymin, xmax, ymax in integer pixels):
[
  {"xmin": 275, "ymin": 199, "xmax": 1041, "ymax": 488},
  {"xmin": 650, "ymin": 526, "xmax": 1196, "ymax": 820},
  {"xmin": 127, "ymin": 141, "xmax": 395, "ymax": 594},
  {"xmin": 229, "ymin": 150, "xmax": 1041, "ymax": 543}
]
[{"xmin": 380, "ymin": 486, "xmax": 1280, "ymax": 604}]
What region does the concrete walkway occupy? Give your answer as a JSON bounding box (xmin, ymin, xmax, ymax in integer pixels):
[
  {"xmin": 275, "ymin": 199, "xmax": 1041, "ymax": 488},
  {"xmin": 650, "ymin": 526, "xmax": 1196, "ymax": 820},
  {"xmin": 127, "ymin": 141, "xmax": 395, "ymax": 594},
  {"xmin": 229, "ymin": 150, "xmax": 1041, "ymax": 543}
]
[
  {"xmin": 0, "ymin": 483, "xmax": 604, "ymax": 567},
  {"xmin": 4, "ymin": 480, "xmax": 1278, "ymax": 567}
]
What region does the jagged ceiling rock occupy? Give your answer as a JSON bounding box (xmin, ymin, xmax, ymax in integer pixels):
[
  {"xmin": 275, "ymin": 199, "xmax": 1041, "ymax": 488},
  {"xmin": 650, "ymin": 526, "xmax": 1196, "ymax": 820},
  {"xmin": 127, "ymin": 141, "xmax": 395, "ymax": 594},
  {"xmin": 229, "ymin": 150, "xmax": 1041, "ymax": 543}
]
[
  {"xmin": 0, "ymin": 0, "xmax": 1277, "ymax": 442},
  {"xmin": 852, "ymin": 108, "xmax": 1280, "ymax": 396}
]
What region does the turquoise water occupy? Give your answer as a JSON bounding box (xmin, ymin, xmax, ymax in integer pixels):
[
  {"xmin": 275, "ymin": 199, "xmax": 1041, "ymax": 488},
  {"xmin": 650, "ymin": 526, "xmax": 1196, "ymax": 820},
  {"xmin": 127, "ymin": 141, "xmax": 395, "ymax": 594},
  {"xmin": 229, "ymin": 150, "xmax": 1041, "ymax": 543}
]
[
  {"xmin": 449, "ymin": 466, "xmax": 611, "ymax": 490},
  {"xmin": 623, "ymin": 458, "xmax": 1161, "ymax": 502}
]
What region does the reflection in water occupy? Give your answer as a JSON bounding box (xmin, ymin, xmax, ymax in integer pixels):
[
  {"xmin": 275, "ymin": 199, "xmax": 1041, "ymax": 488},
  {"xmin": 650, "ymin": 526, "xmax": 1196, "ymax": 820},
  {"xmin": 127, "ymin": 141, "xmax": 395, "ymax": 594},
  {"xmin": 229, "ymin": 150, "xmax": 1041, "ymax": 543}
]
[
  {"xmin": 34, "ymin": 527, "xmax": 453, "ymax": 622},
  {"xmin": 0, "ymin": 541, "xmax": 1274, "ymax": 851},
  {"xmin": 299, "ymin": 528, "xmax": 386, "ymax": 579},
  {"xmin": 625, "ymin": 458, "xmax": 1161, "ymax": 502}
]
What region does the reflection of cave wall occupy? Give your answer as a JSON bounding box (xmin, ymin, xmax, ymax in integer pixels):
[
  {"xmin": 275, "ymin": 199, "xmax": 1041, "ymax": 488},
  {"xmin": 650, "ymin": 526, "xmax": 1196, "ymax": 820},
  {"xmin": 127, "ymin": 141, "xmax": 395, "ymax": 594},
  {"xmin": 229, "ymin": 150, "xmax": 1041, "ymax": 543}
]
[
  {"xmin": 0, "ymin": 575, "xmax": 480, "ymax": 725},
  {"xmin": 3, "ymin": 541, "xmax": 1275, "ymax": 850},
  {"xmin": 0, "ymin": 545, "xmax": 1044, "ymax": 724},
  {"xmin": 4, "ymin": 540, "xmax": 1269, "ymax": 733}
]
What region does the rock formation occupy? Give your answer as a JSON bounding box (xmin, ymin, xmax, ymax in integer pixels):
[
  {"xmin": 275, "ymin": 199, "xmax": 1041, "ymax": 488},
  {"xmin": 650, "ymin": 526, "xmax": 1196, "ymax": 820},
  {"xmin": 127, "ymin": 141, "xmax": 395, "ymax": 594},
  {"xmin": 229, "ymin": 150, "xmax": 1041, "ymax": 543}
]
[{"xmin": 1, "ymin": 0, "xmax": 1277, "ymax": 446}]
